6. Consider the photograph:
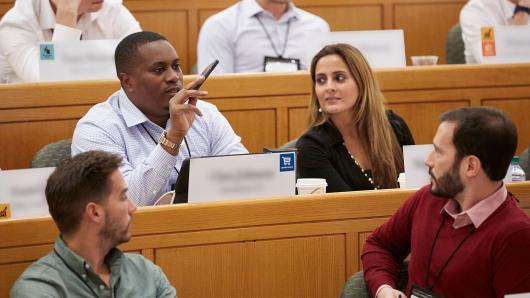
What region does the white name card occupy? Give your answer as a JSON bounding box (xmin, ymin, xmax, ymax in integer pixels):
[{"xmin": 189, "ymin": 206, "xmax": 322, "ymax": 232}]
[
  {"xmin": 505, "ymin": 293, "xmax": 530, "ymax": 298},
  {"xmin": 403, "ymin": 144, "xmax": 434, "ymax": 189},
  {"xmin": 304, "ymin": 30, "xmax": 406, "ymax": 69},
  {"xmin": 189, "ymin": 152, "xmax": 296, "ymax": 203},
  {"xmin": 0, "ymin": 167, "xmax": 54, "ymax": 219},
  {"xmin": 481, "ymin": 25, "xmax": 530, "ymax": 64},
  {"xmin": 39, "ymin": 39, "xmax": 119, "ymax": 82}
]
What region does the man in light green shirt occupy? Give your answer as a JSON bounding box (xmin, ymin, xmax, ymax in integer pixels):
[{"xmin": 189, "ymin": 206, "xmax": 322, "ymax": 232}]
[{"xmin": 10, "ymin": 150, "xmax": 176, "ymax": 298}]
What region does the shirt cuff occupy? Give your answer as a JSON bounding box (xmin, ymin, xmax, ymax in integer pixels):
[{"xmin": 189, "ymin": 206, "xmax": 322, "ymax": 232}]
[
  {"xmin": 146, "ymin": 144, "xmax": 179, "ymax": 176},
  {"xmin": 375, "ymin": 284, "xmax": 393, "ymax": 298},
  {"xmin": 52, "ymin": 24, "xmax": 82, "ymax": 41}
]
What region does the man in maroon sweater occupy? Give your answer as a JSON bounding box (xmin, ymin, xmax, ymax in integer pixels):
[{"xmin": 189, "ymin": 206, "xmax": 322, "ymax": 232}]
[{"xmin": 362, "ymin": 107, "xmax": 530, "ymax": 298}]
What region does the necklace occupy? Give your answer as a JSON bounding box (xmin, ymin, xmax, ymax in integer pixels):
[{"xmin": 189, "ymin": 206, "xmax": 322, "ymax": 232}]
[{"xmin": 343, "ymin": 143, "xmax": 379, "ymax": 190}]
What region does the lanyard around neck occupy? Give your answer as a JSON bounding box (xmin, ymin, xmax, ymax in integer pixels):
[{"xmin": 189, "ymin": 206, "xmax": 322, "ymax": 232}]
[
  {"xmin": 255, "ymin": 14, "xmax": 292, "ymax": 58},
  {"xmin": 54, "ymin": 248, "xmax": 111, "ymax": 297},
  {"xmin": 141, "ymin": 123, "xmax": 191, "ymax": 175},
  {"xmin": 424, "ymin": 215, "xmax": 475, "ymax": 290}
]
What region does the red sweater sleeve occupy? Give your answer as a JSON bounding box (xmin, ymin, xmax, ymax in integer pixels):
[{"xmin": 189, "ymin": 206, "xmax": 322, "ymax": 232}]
[{"xmin": 361, "ymin": 187, "xmax": 425, "ymax": 296}]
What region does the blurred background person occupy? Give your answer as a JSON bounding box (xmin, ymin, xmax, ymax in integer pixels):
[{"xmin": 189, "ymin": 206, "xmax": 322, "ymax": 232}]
[
  {"xmin": 296, "ymin": 44, "xmax": 414, "ymax": 193},
  {"xmin": 0, "ymin": 0, "xmax": 140, "ymax": 83},
  {"xmin": 197, "ymin": 0, "xmax": 329, "ymax": 74},
  {"xmin": 460, "ymin": 0, "xmax": 530, "ymax": 64}
]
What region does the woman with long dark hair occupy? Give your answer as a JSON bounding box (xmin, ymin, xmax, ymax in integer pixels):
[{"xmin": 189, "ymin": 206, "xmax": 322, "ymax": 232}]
[{"xmin": 296, "ymin": 44, "xmax": 414, "ymax": 192}]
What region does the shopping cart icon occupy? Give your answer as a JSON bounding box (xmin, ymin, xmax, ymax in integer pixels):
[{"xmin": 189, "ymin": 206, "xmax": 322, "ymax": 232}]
[
  {"xmin": 279, "ymin": 152, "xmax": 295, "ymax": 172},
  {"xmin": 281, "ymin": 156, "xmax": 291, "ymax": 166}
]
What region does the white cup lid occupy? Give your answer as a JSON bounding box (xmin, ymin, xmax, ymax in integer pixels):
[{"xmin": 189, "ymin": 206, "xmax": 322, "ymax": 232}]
[
  {"xmin": 296, "ymin": 178, "xmax": 328, "ymax": 187},
  {"xmin": 397, "ymin": 172, "xmax": 406, "ymax": 182}
]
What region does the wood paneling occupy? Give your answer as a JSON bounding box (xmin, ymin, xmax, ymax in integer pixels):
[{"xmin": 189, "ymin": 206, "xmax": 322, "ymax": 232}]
[
  {"xmin": 0, "ymin": 120, "xmax": 79, "ymax": 169},
  {"xmin": 0, "ymin": 0, "xmax": 467, "ymax": 73},
  {"xmin": 2, "ymin": 64, "xmax": 530, "ymax": 169},
  {"xmin": 0, "ymin": 3, "xmax": 10, "ymax": 19},
  {"xmin": 157, "ymin": 242, "xmax": 246, "ymax": 298},
  {"xmin": 357, "ymin": 232, "xmax": 371, "ymax": 270},
  {"xmin": 133, "ymin": 10, "xmax": 190, "ymax": 72},
  {"xmin": 303, "ymin": 5, "xmax": 384, "ymax": 30},
  {"xmin": 394, "ymin": 3, "xmax": 463, "ymax": 64},
  {"xmin": 387, "ymin": 100, "xmax": 470, "ymax": 145},
  {"xmin": 247, "ymin": 235, "xmax": 345, "ymax": 298},
  {"xmin": 288, "ymin": 107, "xmax": 309, "ymax": 141},
  {"xmin": 0, "ymin": 262, "xmax": 32, "ymax": 295},
  {"xmin": 223, "ymin": 109, "xmax": 277, "ymax": 152},
  {"xmin": 483, "ymin": 97, "xmax": 530, "ymax": 155},
  {"xmin": 1, "ymin": 182, "xmax": 529, "ymax": 298}
]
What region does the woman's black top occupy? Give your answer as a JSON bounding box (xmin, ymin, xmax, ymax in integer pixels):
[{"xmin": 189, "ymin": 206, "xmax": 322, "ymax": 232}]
[{"xmin": 296, "ymin": 110, "xmax": 415, "ymax": 193}]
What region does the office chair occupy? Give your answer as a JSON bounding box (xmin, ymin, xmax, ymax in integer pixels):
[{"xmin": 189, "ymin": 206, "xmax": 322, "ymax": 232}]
[
  {"xmin": 446, "ymin": 23, "xmax": 465, "ymax": 64},
  {"xmin": 520, "ymin": 147, "xmax": 529, "ymax": 180},
  {"xmin": 279, "ymin": 138, "xmax": 298, "ymax": 150},
  {"xmin": 31, "ymin": 139, "xmax": 72, "ymax": 168},
  {"xmin": 340, "ymin": 262, "xmax": 409, "ymax": 298}
]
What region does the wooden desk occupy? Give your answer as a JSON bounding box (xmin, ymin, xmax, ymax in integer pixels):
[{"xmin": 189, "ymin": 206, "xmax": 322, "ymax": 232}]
[
  {"xmin": 1, "ymin": 64, "xmax": 530, "ymax": 170},
  {"xmin": 0, "ymin": 0, "xmax": 466, "ymax": 73},
  {"xmin": 1, "ymin": 182, "xmax": 529, "ymax": 298}
]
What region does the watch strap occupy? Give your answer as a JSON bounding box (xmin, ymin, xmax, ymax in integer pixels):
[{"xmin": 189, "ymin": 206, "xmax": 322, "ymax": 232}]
[
  {"xmin": 159, "ymin": 132, "xmax": 180, "ymax": 155},
  {"xmin": 514, "ymin": 5, "xmax": 530, "ymax": 15}
]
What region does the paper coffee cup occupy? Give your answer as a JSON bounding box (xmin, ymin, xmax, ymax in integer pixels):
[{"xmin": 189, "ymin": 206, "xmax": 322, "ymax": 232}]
[{"xmin": 296, "ymin": 178, "xmax": 327, "ymax": 195}]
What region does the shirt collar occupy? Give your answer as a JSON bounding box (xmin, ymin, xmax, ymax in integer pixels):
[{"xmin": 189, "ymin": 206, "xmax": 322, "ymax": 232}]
[
  {"xmin": 39, "ymin": 0, "xmax": 56, "ymax": 30},
  {"xmin": 502, "ymin": 0, "xmax": 516, "ymax": 21},
  {"xmin": 54, "ymin": 236, "xmax": 124, "ymax": 277},
  {"xmin": 243, "ymin": 0, "xmax": 299, "ymax": 20},
  {"xmin": 442, "ymin": 184, "xmax": 508, "ymax": 229},
  {"xmin": 117, "ymin": 89, "xmax": 151, "ymax": 128}
]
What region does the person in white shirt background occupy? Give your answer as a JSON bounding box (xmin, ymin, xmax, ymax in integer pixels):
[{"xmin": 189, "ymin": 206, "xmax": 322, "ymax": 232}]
[
  {"xmin": 460, "ymin": 0, "xmax": 530, "ymax": 64},
  {"xmin": 197, "ymin": 0, "xmax": 329, "ymax": 74},
  {"xmin": 0, "ymin": 0, "xmax": 140, "ymax": 83}
]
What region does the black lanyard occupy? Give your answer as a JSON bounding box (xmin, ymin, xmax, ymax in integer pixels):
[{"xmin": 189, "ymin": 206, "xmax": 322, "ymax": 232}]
[
  {"xmin": 424, "ymin": 215, "xmax": 475, "ymax": 290},
  {"xmin": 54, "ymin": 248, "xmax": 116, "ymax": 297},
  {"xmin": 141, "ymin": 123, "xmax": 191, "ymax": 175},
  {"xmin": 255, "ymin": 15, "xmax": 292, "ymax": 58}
]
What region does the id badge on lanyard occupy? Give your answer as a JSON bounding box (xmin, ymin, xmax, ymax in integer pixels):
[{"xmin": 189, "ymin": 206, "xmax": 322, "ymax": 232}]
[
  {"xmin": 413, "ymin": 215, "xmax": 474, "ymax": 298},
  {"xmin": 255, "ymin": 15, "xmax": 299, "ymax": 73},
  {"xmin": 410, "ymin": 285, "xmax": 443, "ymax": 298},
  {"xmin": 263, "ymin": 56, "xmax": 300, "ymax": 72}
]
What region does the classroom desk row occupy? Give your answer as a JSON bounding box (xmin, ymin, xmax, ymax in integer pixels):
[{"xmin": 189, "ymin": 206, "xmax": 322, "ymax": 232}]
[
  {"xmin": 0, "ymin": 0, "xmax": 466, "ymax": 73},
  {"xmin": 1, "ymin": 63, "xmax": 530, "ymax": 170},
  {"xmin": 1, "ymin": 182, "xmax": 529, "ymax": 298}
]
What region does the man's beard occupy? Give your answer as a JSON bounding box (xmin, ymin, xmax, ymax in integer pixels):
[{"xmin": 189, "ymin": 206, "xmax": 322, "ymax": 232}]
[
  {"xmin": 100, "ymin": 213, "xmax": 130, "ymax": 247},
  {"xmin": 429, "ymin": 164, "xmax": 464, "ymax": 198}
]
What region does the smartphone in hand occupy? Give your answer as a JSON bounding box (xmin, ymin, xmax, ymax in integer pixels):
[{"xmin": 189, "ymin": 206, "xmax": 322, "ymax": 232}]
[{"xmin": 193, "ymin": 59, "xmax": 219, "ymax": 90}]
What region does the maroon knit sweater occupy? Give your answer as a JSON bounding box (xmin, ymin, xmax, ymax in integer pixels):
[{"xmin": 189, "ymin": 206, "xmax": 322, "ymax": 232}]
[{"xmin": 362, "ymin": 185, "xmax": 530, "ymax": 298}]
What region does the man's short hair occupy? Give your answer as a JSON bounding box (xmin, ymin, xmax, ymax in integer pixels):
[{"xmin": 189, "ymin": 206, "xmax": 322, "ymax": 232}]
[
  {"xmin": 440, "ymin": 106, "xmax": 517, "ymax": 181},
  {"xmin": 114, "ymin": 31, "xmax": 168, "ymax": 74},
  {"xmin": 45, "ymin": 151, "xmax": 122, "ymax": 234}
]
